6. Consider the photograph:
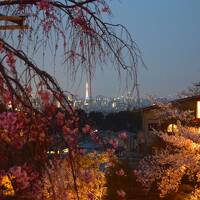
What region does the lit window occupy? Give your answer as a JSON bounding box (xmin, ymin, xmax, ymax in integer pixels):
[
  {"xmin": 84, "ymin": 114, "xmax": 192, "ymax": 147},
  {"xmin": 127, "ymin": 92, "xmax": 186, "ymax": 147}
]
[
  {"xmin": 167, "ymin": 124, "xmax": 178, "ymax": 133},
  {"xmin": 196, "ymin": 101, "xmax": 200, "ymax": 119}
]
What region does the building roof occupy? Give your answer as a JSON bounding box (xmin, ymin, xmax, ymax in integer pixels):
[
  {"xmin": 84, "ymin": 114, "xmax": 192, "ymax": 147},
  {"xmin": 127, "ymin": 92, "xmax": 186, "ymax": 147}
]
[{"xmin": 139, "ymin": 95, "xmax": 200, "ymax": 112}]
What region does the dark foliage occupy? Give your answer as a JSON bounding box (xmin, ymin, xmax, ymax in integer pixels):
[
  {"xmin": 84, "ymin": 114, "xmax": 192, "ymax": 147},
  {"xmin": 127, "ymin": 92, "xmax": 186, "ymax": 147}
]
[{"xmin": 87, "ymin": 110, "xmax": 142, "ymax": 132}]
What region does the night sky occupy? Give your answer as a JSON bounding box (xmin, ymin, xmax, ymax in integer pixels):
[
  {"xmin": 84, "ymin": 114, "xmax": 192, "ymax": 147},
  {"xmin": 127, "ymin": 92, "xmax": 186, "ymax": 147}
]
[
  {"xmin": 97, "ymin": 0, "xmax": 200, "ymax": 98},
  {"xmin": 50, "ymin": 0, "xmax": 200, "ymax": 98}
]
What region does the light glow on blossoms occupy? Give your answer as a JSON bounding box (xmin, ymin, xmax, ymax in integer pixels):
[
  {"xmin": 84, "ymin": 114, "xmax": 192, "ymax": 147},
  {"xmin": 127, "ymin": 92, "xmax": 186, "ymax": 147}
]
[
  {"xmin": 196, "ymin": 101, "xmax": 200, "ymax": 119},
  {"xmin": 135, "ymin": 103, "xmax": 200, "ymax": 199}
]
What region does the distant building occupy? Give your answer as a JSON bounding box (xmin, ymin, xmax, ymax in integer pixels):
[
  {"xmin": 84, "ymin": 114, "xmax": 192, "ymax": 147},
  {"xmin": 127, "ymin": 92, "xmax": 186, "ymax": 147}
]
[{"xmin": 140, "ymin": 95, "xmax": 200, "ymax": 147}]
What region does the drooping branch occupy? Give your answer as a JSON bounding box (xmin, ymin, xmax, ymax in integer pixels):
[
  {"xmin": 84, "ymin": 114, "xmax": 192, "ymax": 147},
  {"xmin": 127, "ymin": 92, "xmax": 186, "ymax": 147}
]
[
  {"xmin": 0, "ymin": 0, "xmax": 142, "ymax": 94},
  {"xmin": 0, "ymin": 37, "xmax": 73, "ymax": 113},
  {"xmin": 0, "ymin": 2, "xmax": 138, "ymax": 200},
  {"xmin": 0, "ymin": 0, "xmax": 96, "ymax": 8}
]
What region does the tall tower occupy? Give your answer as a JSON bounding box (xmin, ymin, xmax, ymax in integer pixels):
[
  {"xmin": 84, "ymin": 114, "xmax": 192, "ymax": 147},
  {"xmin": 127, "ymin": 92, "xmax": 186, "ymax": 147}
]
[
  {"xmin": 84, "ymin": 69, "xmax": 92, "ymax": 106},
  {"xmin": 84, "ymin": 81, "xmax": 90, "ymax": 105},
  {"xmin": 85, "ymin": 81, "xmax": 89, "ymax": 100}
]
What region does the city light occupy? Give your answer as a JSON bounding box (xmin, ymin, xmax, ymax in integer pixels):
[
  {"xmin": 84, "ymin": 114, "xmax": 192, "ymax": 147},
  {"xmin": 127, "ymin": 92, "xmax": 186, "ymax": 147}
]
[{"xmin": 47, "ymin": 148, "xmax": 69, "ymax": 155}]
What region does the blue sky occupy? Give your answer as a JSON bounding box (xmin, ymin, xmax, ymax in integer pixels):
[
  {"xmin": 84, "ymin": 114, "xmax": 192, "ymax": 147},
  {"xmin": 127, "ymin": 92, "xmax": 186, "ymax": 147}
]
[
  {"xmin": 86, "ymin": 0, "xmax": 200, "ymax": 98},
  {"xmin": 46, "ymin": 0, "xmax": 200, "ymax": 98}
]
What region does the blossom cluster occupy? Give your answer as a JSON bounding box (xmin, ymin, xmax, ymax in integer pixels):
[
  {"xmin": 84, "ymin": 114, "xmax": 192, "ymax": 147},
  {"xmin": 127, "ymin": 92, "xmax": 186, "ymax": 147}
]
[
  {"xmin": 0, "ymin": 111, "xmax": 47, "ymax": 149},
  {"xmin": 135, "ymin": 104, "xmax": 200, "ymax": 199},
  {"xmin": 0, "ymin": 164, "xmax": 41, "ymax": 199}
]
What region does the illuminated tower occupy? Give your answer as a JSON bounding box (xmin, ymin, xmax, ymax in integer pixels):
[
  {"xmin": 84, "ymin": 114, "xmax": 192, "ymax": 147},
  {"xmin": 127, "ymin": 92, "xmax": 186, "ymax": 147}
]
[
  {"xmin": 84, "ymin": 69, "xmax": 92, "ymax": 106},
  {"xmin": 85, "ymin": 81, "xmax": 89, "ymax": 100},
  {"xmin": 84, "ymin": 81, "xmax": 90, "ymax": 105}
]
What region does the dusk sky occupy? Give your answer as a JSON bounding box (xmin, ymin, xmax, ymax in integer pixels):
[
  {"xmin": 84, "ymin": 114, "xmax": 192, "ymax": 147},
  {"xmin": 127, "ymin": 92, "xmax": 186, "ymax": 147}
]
[{"xmin": 58, "ymin": 0, "xmax": 200, "ymax": 98}]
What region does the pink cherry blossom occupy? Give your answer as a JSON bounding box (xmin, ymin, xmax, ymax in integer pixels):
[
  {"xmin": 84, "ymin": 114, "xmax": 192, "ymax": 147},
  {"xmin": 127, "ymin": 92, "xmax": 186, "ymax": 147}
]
[
  {"xmin": 118, "ymin": 132, "xmax": 128, "ymax": 140},
  {"xmin": 117, "ymin": 189, "xmax": 126, "ymax": 199},
  {"xmin": 116, "ymin": 169, "xmax": 126, "ymax": 176},
  {"xmin": 6, "ymin": 52, "xmax": 16, "ymax": 70},
  {"xmin": 38, "ymin": 0, "xmax": 51, "ymax": 10}
]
